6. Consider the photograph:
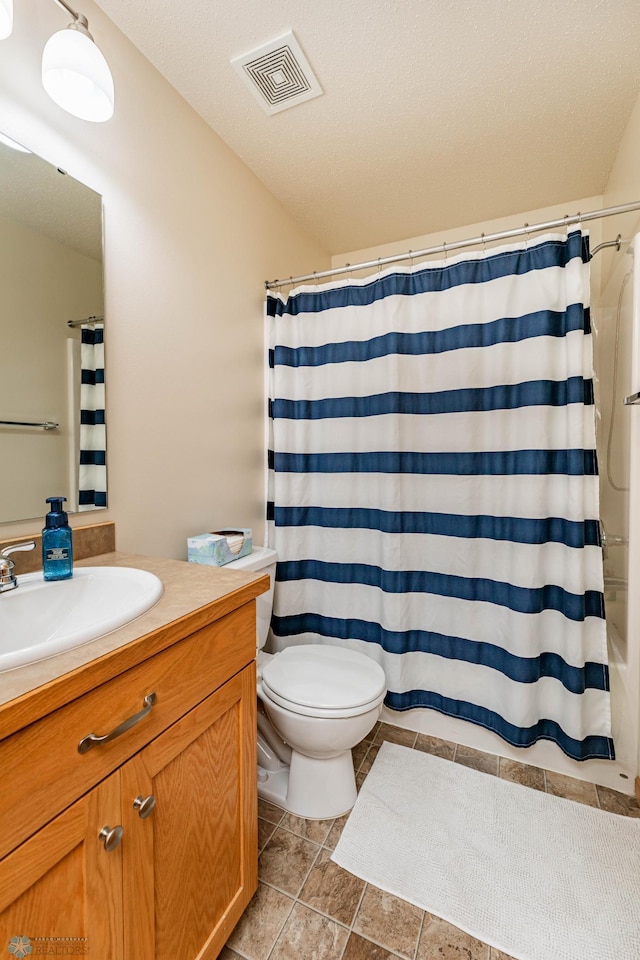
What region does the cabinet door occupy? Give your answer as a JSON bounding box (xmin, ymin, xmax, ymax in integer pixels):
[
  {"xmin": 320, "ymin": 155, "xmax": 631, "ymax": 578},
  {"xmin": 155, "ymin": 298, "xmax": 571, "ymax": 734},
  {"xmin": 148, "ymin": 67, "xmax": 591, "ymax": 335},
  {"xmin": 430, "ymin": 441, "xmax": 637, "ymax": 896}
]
[
  {"xmin": 0, "ymin": 774, "xmax": 123, "ymax": 957},
  {"xmin": 121, "ymin": 664, "xmax": 257, "ymax": 960}
]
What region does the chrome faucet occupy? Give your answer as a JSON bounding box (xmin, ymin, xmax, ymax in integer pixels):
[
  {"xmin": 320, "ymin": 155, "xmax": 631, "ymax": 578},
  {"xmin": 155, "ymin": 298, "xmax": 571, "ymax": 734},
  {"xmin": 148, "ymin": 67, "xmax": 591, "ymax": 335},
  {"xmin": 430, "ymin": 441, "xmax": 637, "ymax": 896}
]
[{"xmin": 0, "ymin": 541, "xmax": 36, "ymax": 593}]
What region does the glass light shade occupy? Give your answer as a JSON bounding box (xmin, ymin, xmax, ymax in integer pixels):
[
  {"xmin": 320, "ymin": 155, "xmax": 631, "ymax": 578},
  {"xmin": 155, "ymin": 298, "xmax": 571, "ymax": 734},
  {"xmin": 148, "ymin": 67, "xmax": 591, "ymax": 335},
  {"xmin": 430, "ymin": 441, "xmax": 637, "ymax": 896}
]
[
  {"xmin": 42, "ymin": 27, "xmax": 114, "ymax": 123},
  {"xmin": 0, "ymin": 0, "xmax": 12, "ymax": 40},
  {"xmin": 0, "ymin": 132, "xmax": 30, "ymax": 153}
]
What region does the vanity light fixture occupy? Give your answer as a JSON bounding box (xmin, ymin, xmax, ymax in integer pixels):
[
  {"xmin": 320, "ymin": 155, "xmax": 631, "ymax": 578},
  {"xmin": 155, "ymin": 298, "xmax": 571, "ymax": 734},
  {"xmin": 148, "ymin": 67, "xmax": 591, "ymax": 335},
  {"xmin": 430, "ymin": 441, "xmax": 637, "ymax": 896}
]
[
  {"xmin": 0, "ymin": 0, "xmax": 12, "ymax": 39},
  {"xmin": 42, "ymin": 0, "xmax": 114, "ymax": 122}
]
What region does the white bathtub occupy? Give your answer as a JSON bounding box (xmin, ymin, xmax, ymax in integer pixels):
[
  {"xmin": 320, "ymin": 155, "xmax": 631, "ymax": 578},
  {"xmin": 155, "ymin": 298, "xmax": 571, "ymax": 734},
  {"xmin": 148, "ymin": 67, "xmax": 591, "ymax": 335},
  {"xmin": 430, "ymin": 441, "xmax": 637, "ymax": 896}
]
[{"xmin": 380, "ymin": 617, "xmax": 637, "ymax": 796}]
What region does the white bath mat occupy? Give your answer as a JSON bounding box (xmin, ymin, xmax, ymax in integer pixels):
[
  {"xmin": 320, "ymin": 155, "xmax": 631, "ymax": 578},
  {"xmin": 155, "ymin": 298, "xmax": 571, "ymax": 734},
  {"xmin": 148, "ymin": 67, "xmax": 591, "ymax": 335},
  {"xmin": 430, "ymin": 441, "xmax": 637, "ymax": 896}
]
[{"xmin": 331, "ymin": 742, "xmax": 640, "ymax": 960}]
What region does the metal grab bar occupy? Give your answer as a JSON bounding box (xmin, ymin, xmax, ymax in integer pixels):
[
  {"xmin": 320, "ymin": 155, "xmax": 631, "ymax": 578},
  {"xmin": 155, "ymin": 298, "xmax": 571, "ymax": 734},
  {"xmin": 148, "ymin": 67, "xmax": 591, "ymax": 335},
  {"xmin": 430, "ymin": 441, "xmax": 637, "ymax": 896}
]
[
  {"xmin": 0, "ymin": 419, "xmax": 59, "ymax": 430},
  {"xmin": 604, "ymin": 576, "xmax": 628, "ymax": 590},
  {"xmin": 606, "ymin": 535, "xmax": 629, "ymax": 547}
]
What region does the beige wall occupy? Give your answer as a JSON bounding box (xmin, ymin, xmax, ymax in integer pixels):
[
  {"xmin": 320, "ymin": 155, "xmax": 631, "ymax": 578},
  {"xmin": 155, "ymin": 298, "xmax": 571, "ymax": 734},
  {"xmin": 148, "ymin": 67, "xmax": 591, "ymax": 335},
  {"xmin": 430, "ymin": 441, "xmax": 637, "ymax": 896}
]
[
  {"xmin": 331, "ymin": 196, "xmax": 605, "ymax": 289},
  {"xmin": 0, "ymin": 215, "xmax": 101, "ymax": 523},
  {"xmin": 600, "ymin": 86, "xmax": 640, "ymax": 282},
  {"xmin": 0, "ymin": 0, "xmax": 329, "ymax": 557}
]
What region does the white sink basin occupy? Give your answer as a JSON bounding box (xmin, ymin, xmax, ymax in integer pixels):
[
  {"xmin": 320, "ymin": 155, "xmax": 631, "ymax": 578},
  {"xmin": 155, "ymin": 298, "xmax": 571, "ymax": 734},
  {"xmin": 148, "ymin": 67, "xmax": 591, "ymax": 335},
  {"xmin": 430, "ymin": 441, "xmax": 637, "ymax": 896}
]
[{"xmin": 0, "ymin": 567, "xmax": 164, "ymax": 672}]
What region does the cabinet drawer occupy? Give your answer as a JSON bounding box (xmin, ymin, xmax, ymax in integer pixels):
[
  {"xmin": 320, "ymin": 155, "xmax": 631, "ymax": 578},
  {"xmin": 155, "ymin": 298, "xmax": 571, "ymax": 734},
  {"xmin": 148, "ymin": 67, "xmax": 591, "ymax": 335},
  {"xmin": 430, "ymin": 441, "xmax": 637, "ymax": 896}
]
[{"xmin": 0, "ymin": 602, "xmax": 256, "ymax": 859}]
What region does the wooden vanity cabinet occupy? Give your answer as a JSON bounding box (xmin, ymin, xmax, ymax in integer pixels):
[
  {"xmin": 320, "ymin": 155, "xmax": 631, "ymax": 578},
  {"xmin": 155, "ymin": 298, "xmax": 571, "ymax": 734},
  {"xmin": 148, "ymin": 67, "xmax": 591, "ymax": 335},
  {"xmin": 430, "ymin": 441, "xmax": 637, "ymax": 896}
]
[
  {"xmin": 0, "ymin": 598, "xmax": 259, "ymax": 960},
  {"xmin": 0, "ymin": 775, "xmax": 124, "ymax": 955},
  {"xmin": 122, "ymin": 664, "xmax": 256, "ymax": 960}
]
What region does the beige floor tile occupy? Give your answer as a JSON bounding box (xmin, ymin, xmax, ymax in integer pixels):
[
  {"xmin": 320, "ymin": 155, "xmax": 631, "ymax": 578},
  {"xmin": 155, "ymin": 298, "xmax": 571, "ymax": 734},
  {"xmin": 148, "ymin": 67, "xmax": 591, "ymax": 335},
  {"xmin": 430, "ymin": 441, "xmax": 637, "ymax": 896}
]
[
  {"xmin": 373, "ymin": 722, "xmax": 417, "ymax": 748},
  {"xmin": 258, "ymin": 817, "xmax": 277, "ymax": 852},
  {"xmin": 595, "ymin": 784, "xmax": 640, "ymax": 816},
  {"xmin": 258, "ymin": 827, "xmax": 320, "ymax": 896},
  {"xmin": 280, "ymin": 812, "xmax": 334, "ymax": 844},
  {"xmin": 454, "ymin": 744, "xmax": 499, "ymax": 775},
  {"xmin": 416, "ymin": 912, "xmax": 489, "ymax": 960},
  {"xmin": 498, "ymin": 758, "xmax": 545, "ymax": 792},
  {"xmin": 324, "ymin": 812, "xmax": 350, "ymax": 850},
  {"xmin": 353, "ymin": 884, "xmax": 423, "ymax": 959},
  {"xmin": 226, "ymin": 882, "xmax": 294, "ymax": 960},
  {"xmin": 217, "ymin": 948, "xmax": 243, "ymax": 960},
  {"xmin": 356, "ymin": 744, "xmax": 382, "ymax": 791},
  {"xmin": 342, "ymin": 932, "xmax": 403, "ymax": 959},
  {"xmin": 270, "ymin": 902, "xmax": 349, "ymax": 960},
  {"xmin": 352, "ymin": 739, "xmax": 371, "ymax": 771},
  {"xmin": 358, "ymin": 743, "xmax": 381, "ymax": 777},
  {"xmin": 244, "ymin": 738, "xmax": 621, "ymax": 960},
  {"xmin": 544, "ymin": 770, "xmax": 599, "ymax": 807},
  {"xmin": 258, "ymin": 797, "xmax": 285, "ymax": 824},
  {"xmin": 414, "ymin": 733, "xmax": 456, "ymax": 760},
  {"xmin": 299, "ymin": 847, "xmax": 365, "ymax": 926}
]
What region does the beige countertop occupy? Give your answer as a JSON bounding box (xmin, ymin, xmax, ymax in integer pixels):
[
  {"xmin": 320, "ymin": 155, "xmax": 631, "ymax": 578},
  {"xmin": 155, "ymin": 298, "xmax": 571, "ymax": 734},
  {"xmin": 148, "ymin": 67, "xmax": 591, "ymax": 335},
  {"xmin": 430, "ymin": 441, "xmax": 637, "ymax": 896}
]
[{"xmin": 0, "ymin": 551, "xmax": 267, "ymax": 736}]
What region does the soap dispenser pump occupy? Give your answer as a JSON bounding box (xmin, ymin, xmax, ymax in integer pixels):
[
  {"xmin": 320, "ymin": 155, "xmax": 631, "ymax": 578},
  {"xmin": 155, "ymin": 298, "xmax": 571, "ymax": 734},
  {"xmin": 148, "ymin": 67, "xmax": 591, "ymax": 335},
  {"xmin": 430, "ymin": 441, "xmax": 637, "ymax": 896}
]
[{"xmin": 42, "ymin": 496, "xmax": 73, "ymax": 581}]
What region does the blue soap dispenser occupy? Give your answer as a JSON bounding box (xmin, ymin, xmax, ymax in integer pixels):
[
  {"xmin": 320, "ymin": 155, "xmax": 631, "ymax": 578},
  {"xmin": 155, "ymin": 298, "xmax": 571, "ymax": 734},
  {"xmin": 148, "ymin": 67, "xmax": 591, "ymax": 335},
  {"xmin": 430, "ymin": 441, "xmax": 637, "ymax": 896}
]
[{"xmin": 42, "ymin": 497, "xmax": 73, "ymax": 581}]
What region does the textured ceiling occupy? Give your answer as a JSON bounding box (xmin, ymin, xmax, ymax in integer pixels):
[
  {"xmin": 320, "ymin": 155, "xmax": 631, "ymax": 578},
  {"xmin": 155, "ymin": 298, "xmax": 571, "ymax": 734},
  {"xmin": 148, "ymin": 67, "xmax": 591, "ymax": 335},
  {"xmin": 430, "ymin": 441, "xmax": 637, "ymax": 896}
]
[{"xmin": 93, "ymin": 0, "xmax": 640, "ymax": 255}]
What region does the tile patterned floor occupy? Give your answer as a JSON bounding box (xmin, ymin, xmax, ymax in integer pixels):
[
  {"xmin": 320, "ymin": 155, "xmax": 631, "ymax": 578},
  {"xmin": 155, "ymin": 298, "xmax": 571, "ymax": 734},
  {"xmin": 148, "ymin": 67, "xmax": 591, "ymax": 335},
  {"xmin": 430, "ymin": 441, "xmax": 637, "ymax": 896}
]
[{"xmin": 223, "ymin": 722, "xmax": 640, "ymax": 960}]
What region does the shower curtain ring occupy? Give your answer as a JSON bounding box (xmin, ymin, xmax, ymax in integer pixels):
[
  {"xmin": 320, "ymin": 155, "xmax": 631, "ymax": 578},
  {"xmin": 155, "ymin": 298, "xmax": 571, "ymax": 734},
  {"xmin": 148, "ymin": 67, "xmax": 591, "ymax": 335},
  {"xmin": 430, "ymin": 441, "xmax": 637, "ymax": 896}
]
[
  {"xmin": 409, "ymin": 249, "xmax": 414, "ymax": 268},
  {"xmin": 345, "ymin": 262, "xmax": 353, "ymax": 279},
  {"xmin": 442, "ymin": 240, "xmax": 447, "ymax": 263},
  {"xmin": 523, "ymin": 223, "xmax": 529, "ymax": 249},
  {"xmin": 481, "ymin": 233, "xmax": 486, "ymax": 254}
]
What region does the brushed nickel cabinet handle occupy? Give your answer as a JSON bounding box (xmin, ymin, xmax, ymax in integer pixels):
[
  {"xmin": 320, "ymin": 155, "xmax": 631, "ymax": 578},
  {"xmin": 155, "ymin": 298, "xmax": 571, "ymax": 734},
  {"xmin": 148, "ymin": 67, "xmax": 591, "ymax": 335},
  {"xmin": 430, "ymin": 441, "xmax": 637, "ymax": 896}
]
[
  {"xmin": 133, "ymin": 794, "xmax": 156, "ymax": 819},
  {"xmin": 98, "ymin": 824, "xmax": 123, "ymax": 852},
  {"xmin": 78, "ymin": 692, "xmax": 158, "ymax": 755}
]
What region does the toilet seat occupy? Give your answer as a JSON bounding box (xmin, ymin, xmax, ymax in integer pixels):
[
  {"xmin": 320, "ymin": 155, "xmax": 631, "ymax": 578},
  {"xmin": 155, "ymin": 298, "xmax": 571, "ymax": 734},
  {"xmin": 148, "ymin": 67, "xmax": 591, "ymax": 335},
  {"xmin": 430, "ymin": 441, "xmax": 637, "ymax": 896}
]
[{"xmin": 260, "ymin": 644, "xmax": 386, "ymax": 719}]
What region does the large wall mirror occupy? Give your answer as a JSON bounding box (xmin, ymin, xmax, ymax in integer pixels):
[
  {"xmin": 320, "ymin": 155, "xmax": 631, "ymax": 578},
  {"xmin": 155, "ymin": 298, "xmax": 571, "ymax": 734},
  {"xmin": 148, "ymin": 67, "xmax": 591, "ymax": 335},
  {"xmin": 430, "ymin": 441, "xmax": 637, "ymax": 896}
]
[{"xmin": 0, "ymin": 133, "xmax": 106, "ymax": 524}]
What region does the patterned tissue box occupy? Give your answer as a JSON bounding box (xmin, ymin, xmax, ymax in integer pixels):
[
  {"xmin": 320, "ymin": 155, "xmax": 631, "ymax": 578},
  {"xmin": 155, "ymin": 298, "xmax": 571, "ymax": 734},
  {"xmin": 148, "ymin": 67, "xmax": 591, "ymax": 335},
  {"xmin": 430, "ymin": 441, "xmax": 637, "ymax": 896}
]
[{"xmin": 187, "ymin": 528, "xmax": 252, "ymax": 567}]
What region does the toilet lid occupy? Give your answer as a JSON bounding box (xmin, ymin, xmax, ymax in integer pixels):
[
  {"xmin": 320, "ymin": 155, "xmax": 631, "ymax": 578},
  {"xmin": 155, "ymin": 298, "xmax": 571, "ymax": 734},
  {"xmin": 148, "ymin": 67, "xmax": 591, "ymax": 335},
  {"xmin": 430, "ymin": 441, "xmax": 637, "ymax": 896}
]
[{"xmin": 261, "ymin": 644, "xmax": 386, "ymax": 711}]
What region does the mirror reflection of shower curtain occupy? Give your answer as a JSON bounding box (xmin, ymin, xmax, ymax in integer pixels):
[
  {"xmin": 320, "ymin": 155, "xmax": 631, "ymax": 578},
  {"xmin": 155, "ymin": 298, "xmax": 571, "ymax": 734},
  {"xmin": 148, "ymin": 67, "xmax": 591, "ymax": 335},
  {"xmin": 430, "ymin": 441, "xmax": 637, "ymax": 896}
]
[
  {"xmin": 78, "ymin": 322, "xmax": 106, "ymax": 509},
  {"xmin": 267, "ymin": 229, "xmax": 613, "ymax": 763}
]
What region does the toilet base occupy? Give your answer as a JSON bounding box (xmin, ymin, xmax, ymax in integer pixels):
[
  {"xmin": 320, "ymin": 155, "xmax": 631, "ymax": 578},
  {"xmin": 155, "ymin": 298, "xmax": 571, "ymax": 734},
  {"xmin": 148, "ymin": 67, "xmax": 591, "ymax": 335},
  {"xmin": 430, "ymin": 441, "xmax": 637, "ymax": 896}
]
[{"xmin": 257, "ymin": 748, "xmax": 358, "ymax": 820}]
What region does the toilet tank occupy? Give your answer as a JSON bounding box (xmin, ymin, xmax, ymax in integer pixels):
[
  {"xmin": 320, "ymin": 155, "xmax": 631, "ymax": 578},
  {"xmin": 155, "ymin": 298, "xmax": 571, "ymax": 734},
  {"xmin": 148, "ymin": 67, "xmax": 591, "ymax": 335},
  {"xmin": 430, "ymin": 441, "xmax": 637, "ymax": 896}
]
[{"xmin": 225, "ymin": 546, "xmax": 277, "ymax": 651}]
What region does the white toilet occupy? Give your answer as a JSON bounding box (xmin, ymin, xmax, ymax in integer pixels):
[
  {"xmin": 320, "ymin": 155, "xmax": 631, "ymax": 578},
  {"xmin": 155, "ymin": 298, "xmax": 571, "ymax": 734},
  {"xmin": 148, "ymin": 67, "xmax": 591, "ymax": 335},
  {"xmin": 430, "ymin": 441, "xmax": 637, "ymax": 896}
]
[{"xmin": 226, "ymin": 546, "xmax": 387, "ymax": 819}]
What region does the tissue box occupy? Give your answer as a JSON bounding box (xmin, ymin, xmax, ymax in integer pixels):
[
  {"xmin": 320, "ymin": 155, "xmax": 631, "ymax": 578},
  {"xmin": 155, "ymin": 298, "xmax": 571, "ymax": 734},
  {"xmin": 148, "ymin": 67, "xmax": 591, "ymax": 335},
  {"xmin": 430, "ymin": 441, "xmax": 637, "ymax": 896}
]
[{"xmin": 187, "ymin": 528, "xmax": 252, "ymax": 567}]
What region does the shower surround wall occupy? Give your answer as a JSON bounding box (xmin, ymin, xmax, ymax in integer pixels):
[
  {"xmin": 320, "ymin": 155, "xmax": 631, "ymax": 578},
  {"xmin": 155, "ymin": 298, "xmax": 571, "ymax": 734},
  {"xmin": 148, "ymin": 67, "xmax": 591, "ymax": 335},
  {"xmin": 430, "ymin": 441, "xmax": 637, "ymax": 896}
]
[{"xmin": 593, "ymin": 237, "xmax": 640, "ymax": 795}]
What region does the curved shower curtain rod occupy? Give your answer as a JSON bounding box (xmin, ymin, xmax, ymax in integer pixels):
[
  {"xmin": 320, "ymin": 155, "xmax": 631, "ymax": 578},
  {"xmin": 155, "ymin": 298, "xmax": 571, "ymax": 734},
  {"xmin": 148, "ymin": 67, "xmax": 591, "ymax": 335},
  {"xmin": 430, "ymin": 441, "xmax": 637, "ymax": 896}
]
[{"xmin": 265, "ymin": 199, "xmax": 640, "ymax": 290}]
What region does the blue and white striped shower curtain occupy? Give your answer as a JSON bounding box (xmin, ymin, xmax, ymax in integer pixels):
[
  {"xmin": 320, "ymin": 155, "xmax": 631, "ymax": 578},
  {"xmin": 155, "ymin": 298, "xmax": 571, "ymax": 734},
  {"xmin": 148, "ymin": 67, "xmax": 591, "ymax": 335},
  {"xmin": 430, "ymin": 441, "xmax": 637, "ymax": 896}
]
[
  {"xmin": 78, "ymin": 321, "xmax": 106, "ymax": 510},
  {"xmin": 266, "ymin": 230, "xmax": 613, "ymax": 762}
]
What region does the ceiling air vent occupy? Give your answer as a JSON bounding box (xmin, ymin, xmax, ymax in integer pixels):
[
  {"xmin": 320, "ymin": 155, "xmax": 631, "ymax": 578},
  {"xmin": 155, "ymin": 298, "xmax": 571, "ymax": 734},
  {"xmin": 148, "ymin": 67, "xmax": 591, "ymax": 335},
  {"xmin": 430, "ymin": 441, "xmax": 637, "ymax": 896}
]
[{"xmin": 231, "ymin": 31, "xmax": 323, "ymax": 115}]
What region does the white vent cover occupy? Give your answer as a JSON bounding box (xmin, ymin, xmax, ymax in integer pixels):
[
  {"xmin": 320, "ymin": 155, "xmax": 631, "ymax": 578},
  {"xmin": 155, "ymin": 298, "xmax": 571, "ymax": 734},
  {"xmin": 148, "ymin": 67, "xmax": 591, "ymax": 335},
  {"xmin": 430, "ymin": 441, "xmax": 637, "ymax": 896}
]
[{"xmin": 231, "ymin": 31, "xmax": 323, "ymax": 115}]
